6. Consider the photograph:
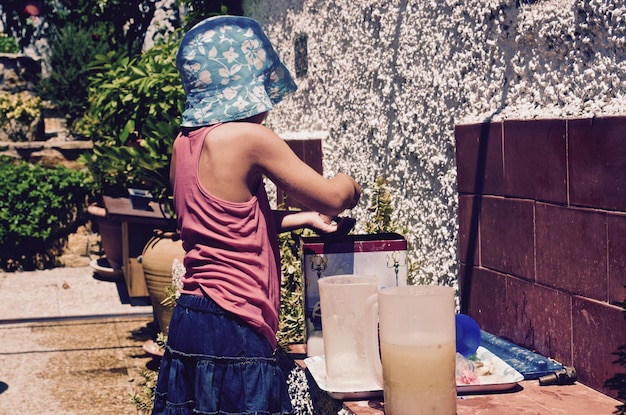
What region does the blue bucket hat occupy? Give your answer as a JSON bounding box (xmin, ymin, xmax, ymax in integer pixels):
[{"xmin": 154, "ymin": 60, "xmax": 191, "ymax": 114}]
[{"xmin": 176, "ymin": 15, "xmax": 297, "ymax": 127}]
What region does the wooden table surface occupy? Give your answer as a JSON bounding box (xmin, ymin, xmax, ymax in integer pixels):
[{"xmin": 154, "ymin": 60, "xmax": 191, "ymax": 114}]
[{"xmin": 102, "ymin": 195, "xmax": 171, "ymax": 226}]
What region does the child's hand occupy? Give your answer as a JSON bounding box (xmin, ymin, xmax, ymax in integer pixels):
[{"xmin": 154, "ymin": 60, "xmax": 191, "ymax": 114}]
[
  {"xmin": 311, "ymin": 213, "xmax": 339, "ymax": 234},
  {"xmin": 311, "ymin": 213, "xmax": 356, "ymax": 236}
]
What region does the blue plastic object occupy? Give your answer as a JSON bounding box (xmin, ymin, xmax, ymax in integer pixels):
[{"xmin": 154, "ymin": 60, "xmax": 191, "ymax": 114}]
[
  {"xmin": 455, "ymin": 314, "xmax": 481, "ymax": 357},
  {"xmin": 480, "ymin": 331, "xmax": 564, "ymax": 379}
]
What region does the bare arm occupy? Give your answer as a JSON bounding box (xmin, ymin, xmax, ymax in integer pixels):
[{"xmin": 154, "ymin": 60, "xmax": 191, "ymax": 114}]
[
  {"xmin": 273, "ymin": 210, "xmax": 340, "ymax": 234},
  {"xmin": 191, "ymin": 120, "xmax": 361, "ymax": 216},
  {"xmin": 247, "ymin": 124, "xmax": 362, "ymax": 216}
]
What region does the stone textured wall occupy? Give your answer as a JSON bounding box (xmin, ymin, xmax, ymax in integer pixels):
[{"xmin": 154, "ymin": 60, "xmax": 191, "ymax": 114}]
[
  {"xmin": 0, "ymin": 53, "xmax": 90, "ymax": 166},
  {"xmin": 243, "ymin": 0, "xmax": 626, "ymax": 290},
  {"xmin": 0, "ymin": 53, "xmax": 40, "ymax": 94}
]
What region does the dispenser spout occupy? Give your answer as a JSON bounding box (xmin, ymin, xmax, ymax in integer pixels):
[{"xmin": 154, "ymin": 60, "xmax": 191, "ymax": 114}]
[{"xmin": 538, "ymin": 366, "xmax": 577, "ymax": 386}]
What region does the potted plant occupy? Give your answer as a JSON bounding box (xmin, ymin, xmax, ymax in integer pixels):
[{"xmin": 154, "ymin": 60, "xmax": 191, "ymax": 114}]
[
  {"xmin": 78, "ymin": 30, "xmax": 184, "ymax": 205},
  {"xmin": 77, "ymin": 29, "xmax": 186, "ymax": 331}
]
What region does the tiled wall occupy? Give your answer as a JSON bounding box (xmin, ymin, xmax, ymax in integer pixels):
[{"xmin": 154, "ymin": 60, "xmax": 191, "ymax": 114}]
[
  {"xmin": 455, "ymin": 117, "xmax": 626, "ymax": 398},
  {"xmin": 277, "ymin": 139, "xmax": 323, "ymax": 210}
]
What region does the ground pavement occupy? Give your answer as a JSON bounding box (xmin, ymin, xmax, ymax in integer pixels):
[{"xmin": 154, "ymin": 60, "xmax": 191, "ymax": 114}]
[{"xmin": 0, "ymin": 266, "xmax": 157, "ymax": 414}]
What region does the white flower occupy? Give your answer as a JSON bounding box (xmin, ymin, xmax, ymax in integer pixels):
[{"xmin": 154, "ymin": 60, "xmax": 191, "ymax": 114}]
[
  {"xmin": 222, "ymin": 87, "xmax": 238, "ymax": 100},
  {"xmin": 199, "ymin": 29, "xmax": 216, "ymax": 43},
  {"xmin": 250, "ymin": 85, "xmax": 266, "ymax": 102},
  {"xmin": 242, "ymin": 39, "xmax": 266, "ymax": 70},
  {"xmin": 222, "ymin": 47, "xmax": 239, "ymax": 63},
  {"xmin": 242, "ymin": 28, "xmax": 254, "ymax": 38},
  {"xmin": 198, "ymin": 70, "xmax": 212, "ymax": 85},
  {"xmin": 219, "ymin": 64, "xmax": 242, "ymax": 85},
  {"xmin": 171, "ymin": 259, "xmax": 185, "ymax": 296},
  {"xmin": 184, "ymin": 49, "xmax": 197, "ymax": 61},
  {"xmin": 233, "ymin": 96, "xmax": 249, "ymax": 111}
]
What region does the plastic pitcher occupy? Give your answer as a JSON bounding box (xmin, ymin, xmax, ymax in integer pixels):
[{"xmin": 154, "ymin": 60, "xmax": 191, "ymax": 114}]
[
  {"xmin": 318, "ymin": 274, "xmax": 379, "ymax": 391},
  {"xmin": 364, "ymin": 285, "xmax": 456, "ymax": 415}
]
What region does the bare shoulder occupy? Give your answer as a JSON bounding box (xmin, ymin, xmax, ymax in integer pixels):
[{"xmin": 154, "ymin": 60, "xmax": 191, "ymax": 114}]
[
  {"xmin": 207, "ymin": 121, "xmax": 291, "ymax": 162},
  {"xmin": 209, "ymin": 121, "xmax": 280, "ymax": 144},
  {"xmin": 201, "ymin": 121, "xmax": 359, "ymax": 215}
]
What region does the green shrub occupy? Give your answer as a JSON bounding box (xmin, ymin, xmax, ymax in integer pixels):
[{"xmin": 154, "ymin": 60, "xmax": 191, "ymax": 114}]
[
  {"xmin": 75, "ymin": 2, "xmax": 244, "ymax": 207},
  {"xmin": 277, "ymin": 228, "xmax": 307, "ymax": 348},
  {"xmin": 77, "ymin": 31, "xmax": 185, "ymax": 204},
  {"xmin": 0, "ymin": 158, "xmax": 92, "ymax": 271},
  {"xmin": 180, "ymin": 0, "xmax": 243, "ymax": 30},
  {"xmin": 38, "ymin": 24, "xmax": 111, "ymax": 130},
  {"xmin": 0, "ymin": 93, "xmax": 41, "ymax": 142},
  {"xmin": 1, "ymin": 0, "xmax": 162, "ymax": 57},
  {"xmin": 0, "ymin": 33, "xmax": 19, "ymax": 53}
]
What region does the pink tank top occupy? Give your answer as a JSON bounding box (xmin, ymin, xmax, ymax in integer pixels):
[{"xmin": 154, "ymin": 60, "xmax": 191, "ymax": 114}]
[{"xmin": 172, "ymin": 125, "xmax": 281, "ymax": 348}]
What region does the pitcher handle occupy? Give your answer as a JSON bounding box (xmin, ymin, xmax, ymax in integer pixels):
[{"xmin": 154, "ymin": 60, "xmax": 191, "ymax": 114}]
[{"xmin": 364, "ymin": 293, "xmax": 384, "ymax": 388}]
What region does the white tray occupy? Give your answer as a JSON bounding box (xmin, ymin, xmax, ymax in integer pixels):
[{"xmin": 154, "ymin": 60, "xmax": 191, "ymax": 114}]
[
  {"xmin": 304, "ymin": 346, "xmax": 524, "ymax": 400},
  {"xmin": 457, "ymin": 346, "xmax": 524, "ymax": 393},
  {"xmin": 303, "ymin": 355, "xmax": 383, "ymax": 400}
]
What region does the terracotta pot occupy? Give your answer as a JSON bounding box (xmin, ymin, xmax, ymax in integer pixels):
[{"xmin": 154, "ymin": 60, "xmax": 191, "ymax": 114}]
[
  {"xmin": 24, "ymin": 2, "xmax": 41, "ymax": 16},
  {"xmin": 141, "ymin": 230, "xmax": 185, "ymax": 334},
  {"xmin": 87, "ymin": 203, "xmax": 123, "ymax": 271}
]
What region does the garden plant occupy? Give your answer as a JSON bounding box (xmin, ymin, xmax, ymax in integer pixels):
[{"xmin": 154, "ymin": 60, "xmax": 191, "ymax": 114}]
[{"xmin": 0, "ymin": 157, "xmax": 91, "ymax": 271}]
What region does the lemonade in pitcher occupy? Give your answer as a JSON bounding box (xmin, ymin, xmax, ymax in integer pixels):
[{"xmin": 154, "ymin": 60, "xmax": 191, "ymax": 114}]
[
  {"xmin": 364, "ymin": 285, "xmax": 457, "ymax": 415},
  {"xmin": 381, "ymin": 340, "xmax": 456, "ymax": 415}
]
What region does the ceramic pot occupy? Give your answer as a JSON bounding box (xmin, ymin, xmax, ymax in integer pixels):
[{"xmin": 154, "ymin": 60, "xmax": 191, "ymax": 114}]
[
  {"xmin": 141, "ymin": 230, "xmax": 184, "ymax": 334},
  {"xmin": 87, "ymin": 203, "xmax": 123, "ymax": 271}
]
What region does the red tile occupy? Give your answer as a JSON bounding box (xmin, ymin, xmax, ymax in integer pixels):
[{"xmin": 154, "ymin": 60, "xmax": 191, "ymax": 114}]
[
  {"xmin": 607, "ymin": 212, "xmax": 626, "ymax": 306},
  {"xmin": 349, "ymin": 381, "xmax": 622, "ymax": 414},
  {"xmin": 502, "ymin": 119, "xmax": 567, "ymax": 204},
  {"xmin": 535, "ymin": 203, "xmax": 607, "ymax": 300},
  {"xmin": 458, "ymin": 195, "xmax": 479, "ymax": 266},
  {"xmin": 505, "ymin": 277, "xmax": 573, "ymax": 366},
  {"xmin": 480, "ymin": 196, "xmax": 535, "ymax": 278},
  {"xmin": 279, "ymin": 139, "xmax": 323, "ymax": 210},
  {"xmin": 301, "ymin": 139, "xmax": 323, "ymax": 174},
  {"xmin": 455, "ymin": 122, "xmax": 504, "ymax": 195},
  {"xmin": 569, "ymin": 116, "xmax": 626, "ymax": 211},
  {"xmin": 572, "ymin": 296, "xmax": 626, "ymax": 399},
  {"xmin": 461, "ymin": 265, "xmax": 508, "ymax": 338}
]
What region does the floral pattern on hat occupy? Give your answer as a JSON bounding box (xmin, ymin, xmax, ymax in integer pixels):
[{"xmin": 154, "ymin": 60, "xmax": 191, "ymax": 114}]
[{"xmin": 176, "ymin": 16, "xmax": 297, "ymax": 127}]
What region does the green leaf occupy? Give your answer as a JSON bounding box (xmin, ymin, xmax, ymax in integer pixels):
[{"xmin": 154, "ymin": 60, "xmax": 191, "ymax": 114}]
[{"xmin": 120, "ymin": 119, "xmax": 135, "ymax": 143}]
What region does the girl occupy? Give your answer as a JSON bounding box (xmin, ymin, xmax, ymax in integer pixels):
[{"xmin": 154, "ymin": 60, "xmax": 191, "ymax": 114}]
[{"xmin": 152, "ymin": 15, "xmax": 361, "ymax": 415}]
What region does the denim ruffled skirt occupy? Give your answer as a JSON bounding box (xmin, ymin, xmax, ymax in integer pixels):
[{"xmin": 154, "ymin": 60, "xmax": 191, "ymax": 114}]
[{"xmin": 152, "ymin": 294, "xmax": 294, "ymax": 415}]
